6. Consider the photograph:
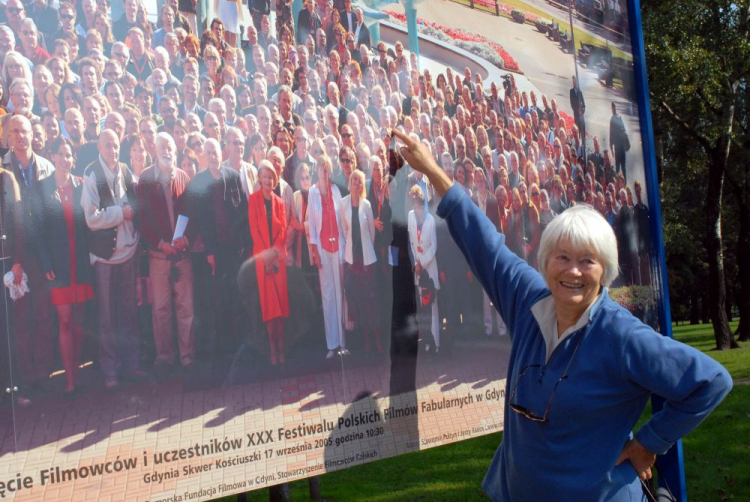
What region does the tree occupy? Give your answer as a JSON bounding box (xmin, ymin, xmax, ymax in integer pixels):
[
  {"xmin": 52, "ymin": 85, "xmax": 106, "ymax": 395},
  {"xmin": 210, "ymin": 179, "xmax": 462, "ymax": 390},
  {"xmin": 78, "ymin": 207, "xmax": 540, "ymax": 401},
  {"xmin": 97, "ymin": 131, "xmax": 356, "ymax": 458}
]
[{"xmin": 644, "ymin": 0, "xmax": 746, "ymax": 349}]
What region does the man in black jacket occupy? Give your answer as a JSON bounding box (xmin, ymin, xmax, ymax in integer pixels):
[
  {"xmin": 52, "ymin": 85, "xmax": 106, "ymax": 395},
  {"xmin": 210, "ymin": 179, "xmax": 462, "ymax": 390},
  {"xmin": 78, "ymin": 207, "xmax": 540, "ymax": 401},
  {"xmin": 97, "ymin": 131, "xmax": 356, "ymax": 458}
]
[
  {"xmin": 609, "ymin": 102, "xmax": 629, "ymax": 180},
  {"xmin": 188, "ymin": 138, "xmax": 251, "ymax": 367},
  {"xmin": 248, "ymin": 0, "xmax": 270, "ymax": 36},
  {"xmin": 296, "ymin": 0, "xmax": 321, "ymax": 45},
  {"xmin": 569, "ymin": 76, "xmax": 585, "ymax": 134}
]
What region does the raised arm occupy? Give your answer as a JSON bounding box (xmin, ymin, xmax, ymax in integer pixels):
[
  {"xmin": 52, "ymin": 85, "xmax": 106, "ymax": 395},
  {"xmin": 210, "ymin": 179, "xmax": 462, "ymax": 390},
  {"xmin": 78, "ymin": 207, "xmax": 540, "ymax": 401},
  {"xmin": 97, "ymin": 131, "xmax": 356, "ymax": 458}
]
[{"xmin": 392, "ymin": 128, "xmax": 549, "ymax": 336}]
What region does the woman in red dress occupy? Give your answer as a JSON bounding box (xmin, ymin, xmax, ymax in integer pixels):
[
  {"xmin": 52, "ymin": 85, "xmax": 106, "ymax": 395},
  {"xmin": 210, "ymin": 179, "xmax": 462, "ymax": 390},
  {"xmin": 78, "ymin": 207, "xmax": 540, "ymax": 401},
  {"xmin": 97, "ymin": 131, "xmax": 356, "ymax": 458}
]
[
  {"xmin": 37, "ymin": 137, "xmax": 94, "ymax": 396},
  {"xmin": 247, "ymin": 160, "xmax": 290, "ymax": 365}
]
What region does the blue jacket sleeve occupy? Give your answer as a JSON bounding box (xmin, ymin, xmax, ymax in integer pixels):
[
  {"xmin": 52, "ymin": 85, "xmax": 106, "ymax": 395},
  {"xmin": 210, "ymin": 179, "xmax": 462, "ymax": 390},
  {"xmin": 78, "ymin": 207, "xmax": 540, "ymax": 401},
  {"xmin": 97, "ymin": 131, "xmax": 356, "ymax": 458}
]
[
  {"xmin": 619, "ymin": 317, "xmax": 733, "ymax": 454},
  {"xmin": 437, "ymin": 184, "xmax": 549, "ymax": 339}
]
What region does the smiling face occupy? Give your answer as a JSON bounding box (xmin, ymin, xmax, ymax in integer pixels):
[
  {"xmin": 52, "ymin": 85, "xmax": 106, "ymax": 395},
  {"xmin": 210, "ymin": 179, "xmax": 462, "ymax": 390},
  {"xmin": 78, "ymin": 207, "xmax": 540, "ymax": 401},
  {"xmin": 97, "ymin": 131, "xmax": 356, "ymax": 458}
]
[
  {"xmin": 545, "ymin": 240, "xmax": 604, "ymax": 319},
  {"xmin": 52, "ymin": 142, "xmax": 75, "ymax": 173}
]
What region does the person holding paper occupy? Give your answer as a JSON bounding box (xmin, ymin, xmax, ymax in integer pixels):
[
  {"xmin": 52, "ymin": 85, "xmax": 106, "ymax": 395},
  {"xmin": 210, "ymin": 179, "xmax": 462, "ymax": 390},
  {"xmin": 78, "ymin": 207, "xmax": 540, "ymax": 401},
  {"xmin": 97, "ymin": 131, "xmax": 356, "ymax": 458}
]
[{"xmin": 136, "ymin": 132, "xmax": 196, "ymax": 374}]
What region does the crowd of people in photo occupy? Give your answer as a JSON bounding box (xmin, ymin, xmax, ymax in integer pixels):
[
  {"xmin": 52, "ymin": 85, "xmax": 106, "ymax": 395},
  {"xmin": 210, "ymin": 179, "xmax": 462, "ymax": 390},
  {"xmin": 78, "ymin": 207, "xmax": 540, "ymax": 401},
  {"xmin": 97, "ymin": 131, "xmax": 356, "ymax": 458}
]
[{"xmin": 0, "ymin": 0, "xmax": 652, "ymax": 408}]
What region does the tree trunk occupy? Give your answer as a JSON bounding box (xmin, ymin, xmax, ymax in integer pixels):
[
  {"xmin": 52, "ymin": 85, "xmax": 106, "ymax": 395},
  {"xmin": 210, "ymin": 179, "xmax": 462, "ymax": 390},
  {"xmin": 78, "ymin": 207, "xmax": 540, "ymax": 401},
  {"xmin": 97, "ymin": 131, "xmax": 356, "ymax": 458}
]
[
  {"xmin": 736, "ymin": 200, "xmax": 750, "ymax": 342},
  {"xmin": 705, "ymin": 149, "xmax": 738, "ymax": 349},
  {"xmin": 690, "ymin": 289, "xmax": 701, "ymax": 325}
]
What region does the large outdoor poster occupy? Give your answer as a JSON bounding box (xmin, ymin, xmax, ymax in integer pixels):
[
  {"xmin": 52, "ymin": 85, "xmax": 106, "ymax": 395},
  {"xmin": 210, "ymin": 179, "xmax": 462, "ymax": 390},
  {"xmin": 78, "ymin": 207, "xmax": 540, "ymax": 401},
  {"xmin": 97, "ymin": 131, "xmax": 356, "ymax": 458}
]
[{"xmin": 0, "ymin": 0, "xmax": 659, "ymax": 500}]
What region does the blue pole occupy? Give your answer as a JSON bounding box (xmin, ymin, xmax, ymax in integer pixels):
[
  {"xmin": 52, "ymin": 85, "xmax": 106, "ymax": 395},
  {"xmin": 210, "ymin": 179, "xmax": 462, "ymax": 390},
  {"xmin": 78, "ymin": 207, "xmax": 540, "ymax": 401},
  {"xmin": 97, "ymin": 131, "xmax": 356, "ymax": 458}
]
[
  {"xmin": 626, "ymin": 0, "xmax": 687, "ymax": 500},
  {"xmin": 405, "ymin": 5, "xmax": 419, "ymax": 70},
  {"xmin": 371, "ymin": 22, "xmax": 381, "ymax": 46}
]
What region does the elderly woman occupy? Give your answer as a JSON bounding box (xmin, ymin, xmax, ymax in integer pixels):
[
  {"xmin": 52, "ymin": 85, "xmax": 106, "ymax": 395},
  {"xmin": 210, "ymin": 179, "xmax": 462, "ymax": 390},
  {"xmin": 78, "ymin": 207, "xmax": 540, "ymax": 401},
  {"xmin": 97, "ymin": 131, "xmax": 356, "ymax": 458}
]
[
  {"xmin": 247, "ymin": 160, "xmax": 290, "ymax": 366},
  {"xmin": 308, "ymin": 155, "xmax": 346, "ymax": 359},
  {"xmin": 408, "ymin": 184, "xmax": 440, "ymax": 353},
  {"xmin": 37, "ymin": 138, "xmax": 94, "ymax": 396},
  {"xmin": 340, "ymin": 170, "xmax": 381, "ymax": 355},
  {"xmin": 392, "ymin": 128, "xmax": 732, "ymax": 501}
]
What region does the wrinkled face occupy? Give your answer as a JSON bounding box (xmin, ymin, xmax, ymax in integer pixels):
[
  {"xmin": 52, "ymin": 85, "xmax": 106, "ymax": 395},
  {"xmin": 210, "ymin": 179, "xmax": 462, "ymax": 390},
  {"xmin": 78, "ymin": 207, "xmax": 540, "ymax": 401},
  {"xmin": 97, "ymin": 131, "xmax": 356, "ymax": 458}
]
[
  {"xmin": 259, "ymin": 167, "xmax": 275, "ymax": 191},
  {"xmin": 20, "ymin": 24, "xmax": 38, "ymax": 49},
  {"xmin": 203, "ymin": 114, "xmax": 220, "ymax": 139},
  {"xmin": 11, "ymin": 84, "xmax": 32, "ymax": 113},
  {"xmin": 546, "ymin": 240, "xmax": 604, "ymax": 315},
  {"xmin": 157, "ymin": 138, "xmax": 176, "ymax": 168},
  {"xmin": 98, "ymin": 133, "xmax": 120, "ymax": 166},
  {"xmin": 269, "ymin": 152, "xmax": 284, "ymax": 176}
]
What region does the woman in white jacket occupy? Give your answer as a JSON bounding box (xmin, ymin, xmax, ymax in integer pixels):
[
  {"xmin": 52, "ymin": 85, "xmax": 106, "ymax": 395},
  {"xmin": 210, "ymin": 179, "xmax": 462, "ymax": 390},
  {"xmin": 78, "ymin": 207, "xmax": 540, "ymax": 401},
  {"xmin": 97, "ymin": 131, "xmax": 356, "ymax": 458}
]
[
  {"xmin": 340, "ymin": 170, "xmax": 382, "ymax": 355},
  {"xmin": 408, "ymin": 185, "xmax": 440, "ymax": 352},
  {"xmin": 307, "ymin": 155, "xmax": 346, "ymax": 358}
]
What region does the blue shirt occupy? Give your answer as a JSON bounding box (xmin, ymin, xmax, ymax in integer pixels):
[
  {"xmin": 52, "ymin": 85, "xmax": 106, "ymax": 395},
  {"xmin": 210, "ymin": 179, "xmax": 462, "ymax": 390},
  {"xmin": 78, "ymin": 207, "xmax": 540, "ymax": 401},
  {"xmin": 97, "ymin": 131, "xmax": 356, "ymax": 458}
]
[{"xmin": 436, "ymin": 184, "xmax": 732, "ymax": 502}]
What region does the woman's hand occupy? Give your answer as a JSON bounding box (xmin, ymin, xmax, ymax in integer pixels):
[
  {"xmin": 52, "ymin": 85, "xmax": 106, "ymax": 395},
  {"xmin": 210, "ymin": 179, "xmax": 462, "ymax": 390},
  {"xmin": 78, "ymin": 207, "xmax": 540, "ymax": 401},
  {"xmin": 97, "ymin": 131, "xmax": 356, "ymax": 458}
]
[
  {"xmin": 45, "ymin": 270, "xmax": 56, "ymax": 281},
  {"xmin": 374, "ymin": 217, "xmax": 384, "ymax": 232},
  {"xmin": 390, "ymin": 129, "xmax": 453, "ymax": 196},
  {"xmin": 616, "ymin": 438, "xmax": 656, "ymax": 481}
]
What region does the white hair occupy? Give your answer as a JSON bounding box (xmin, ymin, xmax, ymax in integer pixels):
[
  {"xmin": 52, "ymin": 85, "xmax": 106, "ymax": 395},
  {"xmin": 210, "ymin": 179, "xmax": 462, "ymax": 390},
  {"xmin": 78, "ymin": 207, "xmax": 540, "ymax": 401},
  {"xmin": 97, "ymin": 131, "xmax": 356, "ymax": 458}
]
[
  {"xmin": 267, "ymin": 146, "xmax": 284, "ymax": 162},
  {"xmin": 537, "ymin": 204, "xmax": 619, "ymax": 288},
  {"xmin": 225, "ymin": 126, "xmax": 244, "ymax": 142},
  {"xmin": 155, "ymin": 131, "xmax": 176, "ymax": 150}
]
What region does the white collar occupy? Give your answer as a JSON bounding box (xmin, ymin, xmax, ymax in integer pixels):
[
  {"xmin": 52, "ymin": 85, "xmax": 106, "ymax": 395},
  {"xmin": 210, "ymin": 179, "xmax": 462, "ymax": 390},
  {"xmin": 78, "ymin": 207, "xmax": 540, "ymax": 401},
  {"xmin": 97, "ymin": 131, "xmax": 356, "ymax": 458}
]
[{"xmin": 531, "ymin": 290, "xmax": 604, "ymax": 363}]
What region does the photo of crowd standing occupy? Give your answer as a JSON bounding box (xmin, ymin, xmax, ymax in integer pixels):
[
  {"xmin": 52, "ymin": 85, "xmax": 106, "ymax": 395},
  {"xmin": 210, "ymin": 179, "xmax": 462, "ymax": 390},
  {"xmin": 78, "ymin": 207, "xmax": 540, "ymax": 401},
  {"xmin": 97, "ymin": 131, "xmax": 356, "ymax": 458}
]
[{"xmin": 0, "ymin": 0, "xmax": 653, "ymax": 412}]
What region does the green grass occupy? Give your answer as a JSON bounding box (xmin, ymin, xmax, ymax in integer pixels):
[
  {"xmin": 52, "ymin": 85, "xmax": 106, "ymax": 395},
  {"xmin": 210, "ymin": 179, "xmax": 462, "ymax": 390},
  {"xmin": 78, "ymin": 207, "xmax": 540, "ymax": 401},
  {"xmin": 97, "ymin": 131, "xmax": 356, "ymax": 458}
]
[
  {"xmin": 449, "ymin": 0, "xmax": 632, "ymax": 62},
  {"xmin": 216, "ymin": 322, "xmax": 747, "ymax": 501}
]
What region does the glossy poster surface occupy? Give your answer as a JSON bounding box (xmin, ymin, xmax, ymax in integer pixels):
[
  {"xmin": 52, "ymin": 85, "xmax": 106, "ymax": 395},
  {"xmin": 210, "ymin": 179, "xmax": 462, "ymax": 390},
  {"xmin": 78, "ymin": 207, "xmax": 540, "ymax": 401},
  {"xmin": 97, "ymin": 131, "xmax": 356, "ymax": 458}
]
[{"xmin": 0, "ymin": 0, "xmax": 658, "ymax": 500}]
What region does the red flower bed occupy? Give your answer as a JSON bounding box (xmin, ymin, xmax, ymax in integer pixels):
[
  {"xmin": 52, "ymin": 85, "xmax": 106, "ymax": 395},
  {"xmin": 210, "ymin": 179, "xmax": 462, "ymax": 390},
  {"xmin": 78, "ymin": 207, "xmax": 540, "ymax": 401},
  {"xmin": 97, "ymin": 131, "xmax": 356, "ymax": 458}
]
[
  {"xmin": 384, "ymin": 10, "xmax": 521, "ymax": 72},
  {"xmin": 559, "ymin": 111, "xmax": 575, "ymax": 132}
]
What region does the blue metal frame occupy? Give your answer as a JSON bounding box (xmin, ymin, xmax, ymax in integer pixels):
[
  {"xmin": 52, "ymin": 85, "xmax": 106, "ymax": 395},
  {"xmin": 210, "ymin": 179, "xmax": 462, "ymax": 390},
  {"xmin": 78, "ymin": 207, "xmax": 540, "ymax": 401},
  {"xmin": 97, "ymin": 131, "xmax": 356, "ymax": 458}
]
[{"xmin": 626, "ymin": 0, "xmax": 687, "ymax": 500}]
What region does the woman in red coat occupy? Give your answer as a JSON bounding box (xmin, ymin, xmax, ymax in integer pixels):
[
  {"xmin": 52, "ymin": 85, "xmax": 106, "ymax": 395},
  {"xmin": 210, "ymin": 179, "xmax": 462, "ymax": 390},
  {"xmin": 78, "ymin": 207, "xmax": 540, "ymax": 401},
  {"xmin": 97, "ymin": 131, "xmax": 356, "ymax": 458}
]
[{"xmin": 247, "ymin": 160, "xmax": 290, "ymax": 365}]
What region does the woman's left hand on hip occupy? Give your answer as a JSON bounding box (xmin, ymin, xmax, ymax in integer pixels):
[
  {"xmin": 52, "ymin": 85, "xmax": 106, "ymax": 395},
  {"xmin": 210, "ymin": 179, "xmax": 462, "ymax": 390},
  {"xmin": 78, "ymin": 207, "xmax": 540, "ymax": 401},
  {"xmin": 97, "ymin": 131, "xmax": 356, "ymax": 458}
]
[{"xmin": 616, "ymin": 438, "xmax": 656, "ymax": 480}]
